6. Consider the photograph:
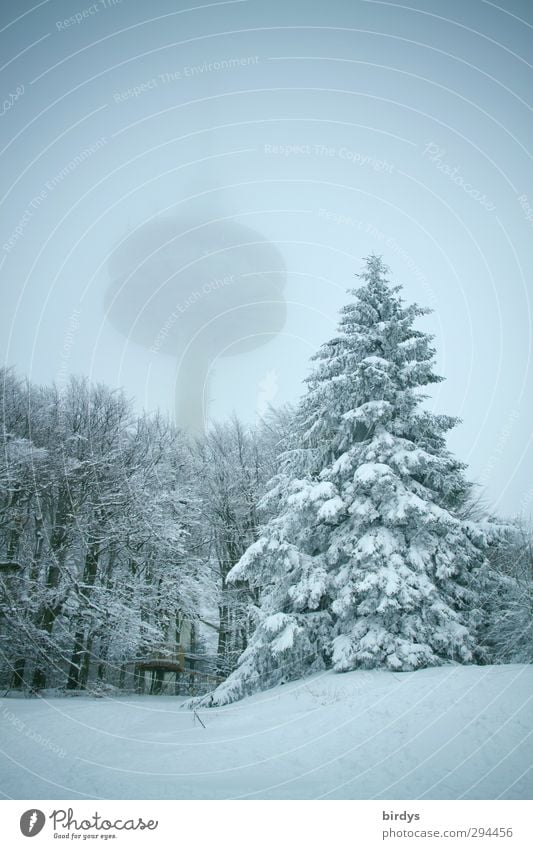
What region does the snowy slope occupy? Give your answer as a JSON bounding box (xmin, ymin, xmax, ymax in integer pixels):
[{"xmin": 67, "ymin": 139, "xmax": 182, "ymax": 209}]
[{"xmin": 0, "ymin": 665, "xmax": 531, "ymax": 800}]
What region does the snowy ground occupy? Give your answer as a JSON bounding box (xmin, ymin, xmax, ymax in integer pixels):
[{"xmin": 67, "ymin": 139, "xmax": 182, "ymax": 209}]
[{"xmin": 0, "ymin": 664, "xmax": 531, "ymax": 800}]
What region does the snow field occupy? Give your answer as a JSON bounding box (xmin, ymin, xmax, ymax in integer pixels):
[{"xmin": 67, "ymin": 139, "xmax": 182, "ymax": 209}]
[{"xmin": 1, "ymin": 664, "xmax": 531, "ymax": 800}]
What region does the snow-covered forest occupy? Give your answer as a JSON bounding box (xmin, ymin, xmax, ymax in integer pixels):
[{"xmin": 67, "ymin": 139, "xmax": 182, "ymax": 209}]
[
  {"xmin": 0, "ymin": 369, "xmax": 291, "ymax": 695},
  {"xmin": 1, "ymin": 257, "xmax": 531, "ymax": 701}
]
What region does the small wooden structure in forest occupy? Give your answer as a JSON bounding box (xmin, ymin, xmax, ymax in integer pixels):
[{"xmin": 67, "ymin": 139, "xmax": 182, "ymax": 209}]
[
  {"xmin": 134, "ymin": 649, "xmax": 224, "ymax": 696},
  {"xmin": 131, "ymin": 616, "xmax": 224, "ymax": 696}
]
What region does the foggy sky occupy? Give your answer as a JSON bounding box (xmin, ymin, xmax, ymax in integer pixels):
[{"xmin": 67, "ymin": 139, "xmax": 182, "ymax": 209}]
[{"xmin": 0, "ymin": 0, "xmax": 532, "ymax": 516}]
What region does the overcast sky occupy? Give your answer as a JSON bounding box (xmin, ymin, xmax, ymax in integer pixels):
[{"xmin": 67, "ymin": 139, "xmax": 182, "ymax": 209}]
[{"xmin": 0, "ymin": 0, "xmax": 532, "ymax": 516}]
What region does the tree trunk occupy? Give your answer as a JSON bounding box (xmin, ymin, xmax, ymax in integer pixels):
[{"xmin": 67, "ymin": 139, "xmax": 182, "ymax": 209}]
[
  {"xmin": 150, "ymin": 668, "xmax": 164, "ymax": 695},
  {"xmin": 65, "ymin": 541, "xmax": 100, "ymax": 690},
  {"xmin": 10, "ymin": 657, "xmax": 25, "ymax": 690},
  {"xmin": 31, "ymin": 494, "xmax": 70, "ymax": 690},
  {"xmin": 97, "ymin": 639, "xmax": 108, "ymax": 682},
  {"xmin": 134, "ymin": 665, "xmax": 145, "ymax": 694},
  {"xmin": 29, "ymin": 514, "xmax": 44, "ymax": 582},
  {"xmin": 217, "ymin": 603, "xmax": 229, "ymax": 676},
  {"xmin": 66, "ymin": 630, "xmax": 84, "ymax": 690},
  {"xmin": 80, "ymin": 634, "xmax": 93, "ymax": 689}
]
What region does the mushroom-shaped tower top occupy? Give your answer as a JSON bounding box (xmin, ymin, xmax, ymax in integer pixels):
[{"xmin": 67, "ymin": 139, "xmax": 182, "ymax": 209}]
[{"xmin": 105, "ymin": 215, "xmax": 287, "ymax": 431}]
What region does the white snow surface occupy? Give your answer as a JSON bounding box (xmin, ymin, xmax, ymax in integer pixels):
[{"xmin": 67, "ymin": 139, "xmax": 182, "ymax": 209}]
[{"xmin": 1, "ymin": 665, "xmax": 531, "ymax": 800}]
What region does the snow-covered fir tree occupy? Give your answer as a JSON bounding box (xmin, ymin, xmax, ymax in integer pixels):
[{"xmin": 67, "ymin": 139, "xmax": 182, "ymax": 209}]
[{"xmin": 206, "ymin": 255, "xmax": 493, "ymax": 705}]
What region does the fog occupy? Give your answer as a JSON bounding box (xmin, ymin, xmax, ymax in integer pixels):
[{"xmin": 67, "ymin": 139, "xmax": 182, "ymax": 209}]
[{"xmin": 1, "ymin": 0, "xmax": 531, "ymax": 513}]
